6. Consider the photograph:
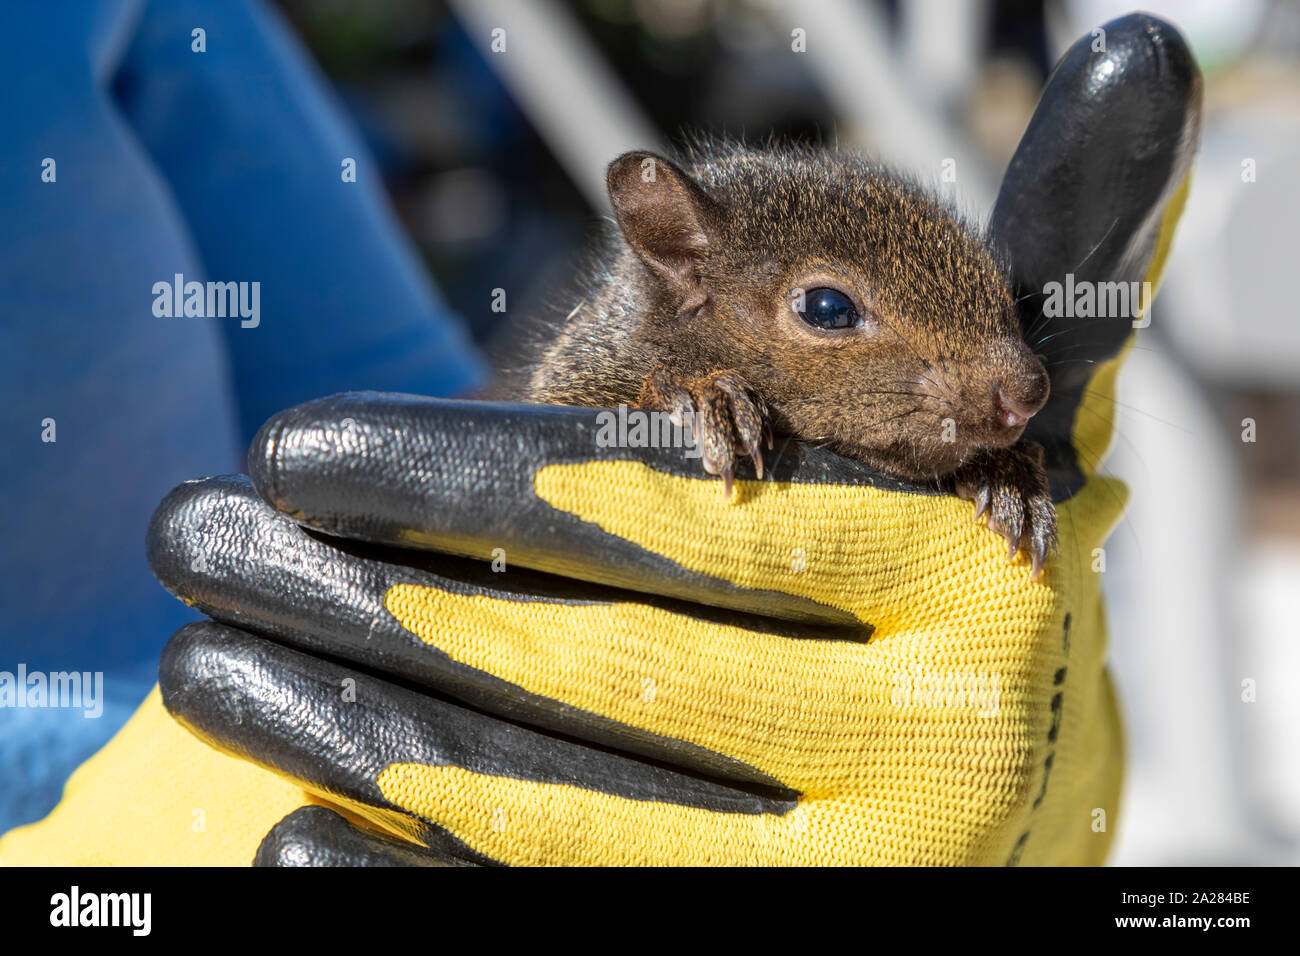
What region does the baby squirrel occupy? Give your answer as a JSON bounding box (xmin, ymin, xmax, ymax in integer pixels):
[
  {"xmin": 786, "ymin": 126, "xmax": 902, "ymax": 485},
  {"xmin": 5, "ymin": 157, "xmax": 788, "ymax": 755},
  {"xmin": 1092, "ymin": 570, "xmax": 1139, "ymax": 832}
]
[{"xmin": 515, "ymin": 142, "xmax": 1055, "ymax": 577}]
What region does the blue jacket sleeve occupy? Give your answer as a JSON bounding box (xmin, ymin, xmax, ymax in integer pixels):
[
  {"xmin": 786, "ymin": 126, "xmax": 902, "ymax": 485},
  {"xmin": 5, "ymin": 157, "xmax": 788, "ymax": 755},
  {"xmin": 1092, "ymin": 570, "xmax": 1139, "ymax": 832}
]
[
  {"xmin": 113, "ymin": 0, "xmax": 488, "ymax": 445},
  {"xmin": 0, "ymin": 0, "xmax": 486, "ymax": 835}
]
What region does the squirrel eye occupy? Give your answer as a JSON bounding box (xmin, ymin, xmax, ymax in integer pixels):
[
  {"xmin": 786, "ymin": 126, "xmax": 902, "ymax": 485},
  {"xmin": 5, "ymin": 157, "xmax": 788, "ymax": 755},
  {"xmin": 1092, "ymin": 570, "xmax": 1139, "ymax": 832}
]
[{"xmin": 798, "ymin": 287, "xmax": 862, "ymax": 330}]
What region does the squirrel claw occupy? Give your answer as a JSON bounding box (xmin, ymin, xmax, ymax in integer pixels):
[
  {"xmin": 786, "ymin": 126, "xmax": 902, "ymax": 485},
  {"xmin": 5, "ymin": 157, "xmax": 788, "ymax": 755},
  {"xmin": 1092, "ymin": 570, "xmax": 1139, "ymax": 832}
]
[
  {"xmin": 639, "ymin": 367, "xmax": 769, "ymax": 494},
  {"xmin": 1029, "ymin": 538, "xmax": 1048, "ymax": 580},
  {"xmin": 952, "ymin": 442, "xmax": 1057, "ymax": 577}
]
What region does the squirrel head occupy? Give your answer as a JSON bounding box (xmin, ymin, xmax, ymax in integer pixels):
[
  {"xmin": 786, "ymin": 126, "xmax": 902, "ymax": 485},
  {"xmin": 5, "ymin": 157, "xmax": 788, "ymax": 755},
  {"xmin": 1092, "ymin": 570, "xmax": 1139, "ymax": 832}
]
[{"xmin": 606, "ymin": 145, "xmax": 1050, "ymax": 480}]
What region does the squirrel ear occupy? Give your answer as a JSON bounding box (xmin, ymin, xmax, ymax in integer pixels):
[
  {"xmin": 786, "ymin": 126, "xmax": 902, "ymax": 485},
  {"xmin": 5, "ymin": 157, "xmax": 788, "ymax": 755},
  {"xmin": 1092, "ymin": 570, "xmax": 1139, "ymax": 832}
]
[{"xmin": 607, "ymin": 151, "xmax": 720, "ymax": 303}]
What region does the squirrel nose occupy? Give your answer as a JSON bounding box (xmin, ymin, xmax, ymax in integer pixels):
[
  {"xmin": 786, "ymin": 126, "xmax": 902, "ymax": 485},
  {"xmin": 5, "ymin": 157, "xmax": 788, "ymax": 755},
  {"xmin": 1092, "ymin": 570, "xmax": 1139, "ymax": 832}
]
[
  {"xmin": 995, "ymin": 387, "xmax": 1040, "ymax": 429},
  {"xmin": 995, "ymin": 361, "xmax": 1049, "ymax": 429},
  {"xmin": 987, "ymin": 339, "xmax": 1050, "ymax": 431}
]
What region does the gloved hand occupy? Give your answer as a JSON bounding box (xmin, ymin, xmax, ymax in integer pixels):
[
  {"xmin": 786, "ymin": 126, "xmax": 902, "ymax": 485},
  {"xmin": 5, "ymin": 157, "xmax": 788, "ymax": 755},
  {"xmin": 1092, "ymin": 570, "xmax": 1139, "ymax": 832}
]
[
  {"xmin": 158, "ymin": 12, "xmax": 1202, "ymax": 867},
  {"xmin": 0, "ymin": 12, "xmax": 1202, "ymax": 867}
]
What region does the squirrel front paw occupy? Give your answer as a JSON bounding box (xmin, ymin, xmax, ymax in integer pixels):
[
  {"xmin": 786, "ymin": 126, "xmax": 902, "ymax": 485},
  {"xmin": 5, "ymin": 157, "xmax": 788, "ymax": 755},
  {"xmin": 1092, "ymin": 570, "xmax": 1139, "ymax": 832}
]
[
  {"xmin": 637, "ymin": 367, "xmax": 771, "ymax": 497},
  {"xmin": 951, "ymin": 441, "xmax": 1058, "ymax": 579}
]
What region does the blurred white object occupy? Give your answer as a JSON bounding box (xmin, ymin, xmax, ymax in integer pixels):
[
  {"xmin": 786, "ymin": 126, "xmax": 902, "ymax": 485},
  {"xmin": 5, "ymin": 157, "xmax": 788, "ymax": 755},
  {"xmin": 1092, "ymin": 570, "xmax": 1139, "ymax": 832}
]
[
  {"xmin": 757, "ymin": 0, "xmax": 998, "ymax": 207},
  {"xmin": 446, "ymin": 0, "xmax": 662, "ymax": 211},
  {"xmin": 899, "ymin": 0, "xmax": 986, "ymax": 114},
  {"xmin": 1104, "ymin": 330, "xmax": 1299, "ymax": 865},
  {"xmin": 1055, "ymin": 0, "xmax": 1268, "ymax": 71},
  {"xmin": 1237, "ymin": 543, "xmax": 1300, "ymax": 852},
  {"xmin": 1106, "ymin": 338, "xmax": 1243, "ymax": 862},
  {"xmin": 1159, "ymin": 109, "xmax": 1300, "ymax": 386}
]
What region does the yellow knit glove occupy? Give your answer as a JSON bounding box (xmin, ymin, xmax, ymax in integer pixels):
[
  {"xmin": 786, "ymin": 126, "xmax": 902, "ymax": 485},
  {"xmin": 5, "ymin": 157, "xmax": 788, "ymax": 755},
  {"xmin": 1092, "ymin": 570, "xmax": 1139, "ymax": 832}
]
[{"xmin": 376, "ymin": 464, "xmax": 1128, "ymax": 865}]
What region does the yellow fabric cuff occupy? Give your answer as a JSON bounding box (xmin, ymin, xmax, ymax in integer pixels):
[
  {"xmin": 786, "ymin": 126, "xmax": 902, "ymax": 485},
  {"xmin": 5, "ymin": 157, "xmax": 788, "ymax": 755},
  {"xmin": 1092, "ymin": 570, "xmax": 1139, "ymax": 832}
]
[{"xmin": 0, "ymin": 687, "xmax": 314, "ymax": 866}]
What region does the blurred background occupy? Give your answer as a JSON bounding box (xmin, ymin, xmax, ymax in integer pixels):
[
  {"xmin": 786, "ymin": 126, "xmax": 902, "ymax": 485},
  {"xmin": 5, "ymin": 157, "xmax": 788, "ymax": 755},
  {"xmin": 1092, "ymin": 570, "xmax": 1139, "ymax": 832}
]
[{"xmin": 3, "ymin": 0, "xmax": 1297, "ymax": 864}]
